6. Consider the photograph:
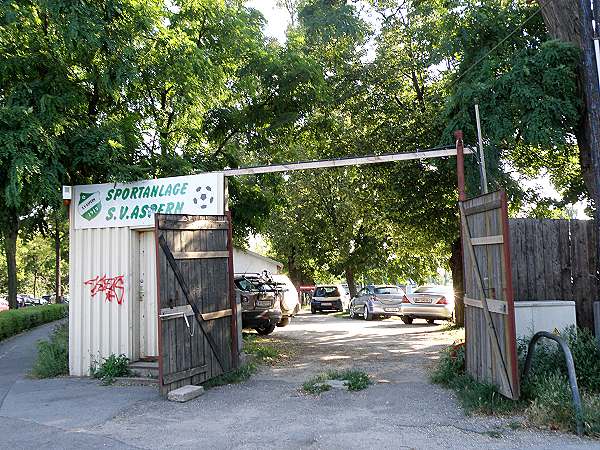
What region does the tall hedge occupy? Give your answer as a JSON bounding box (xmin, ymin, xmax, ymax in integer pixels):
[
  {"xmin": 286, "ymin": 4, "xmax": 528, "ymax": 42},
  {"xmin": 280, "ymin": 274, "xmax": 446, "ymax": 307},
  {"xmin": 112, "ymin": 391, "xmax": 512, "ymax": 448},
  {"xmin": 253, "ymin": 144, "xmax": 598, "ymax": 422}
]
[{"xmin": 0, "ymin": 304, "xmax": 68, "ymax": 341}]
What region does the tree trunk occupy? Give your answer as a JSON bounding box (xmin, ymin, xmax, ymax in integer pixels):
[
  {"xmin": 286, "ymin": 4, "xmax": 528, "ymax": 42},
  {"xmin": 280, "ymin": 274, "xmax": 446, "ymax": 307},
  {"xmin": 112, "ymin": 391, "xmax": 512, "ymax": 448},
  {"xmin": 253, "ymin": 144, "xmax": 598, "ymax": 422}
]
[
  {"xmin": 449, "ymin": 238, "xmax": 464, "ymax": 326},
  {"xmin": 537, "ymin": 0, "xmax": 600, "ymax": 206},
  {"xmin": 54, "ymin": 216, "xmax": 61, "ymax": 303},
  {"xmin": 3, "ymin": 211, "xmax": 19, "ymax": 309},
  {"xmin": 344, "ymin": 266, "xmax": 357, "ymax": 298}
]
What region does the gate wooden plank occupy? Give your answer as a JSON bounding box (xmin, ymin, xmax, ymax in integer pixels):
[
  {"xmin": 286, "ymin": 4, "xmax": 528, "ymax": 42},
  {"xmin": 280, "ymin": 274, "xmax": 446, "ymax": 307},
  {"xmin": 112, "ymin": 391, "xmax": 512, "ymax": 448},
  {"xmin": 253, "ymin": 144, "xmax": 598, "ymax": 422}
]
[
  {"xmin": 460, "ymin": 201, "xmax": 514, "ymax": 398},
  {"xmin": 163, "ymin": 365, "xmax": 208, "ymax": 385},
  {"xmin": 158, "ymin": 234, "xmax": 227, "ymax": 372}
]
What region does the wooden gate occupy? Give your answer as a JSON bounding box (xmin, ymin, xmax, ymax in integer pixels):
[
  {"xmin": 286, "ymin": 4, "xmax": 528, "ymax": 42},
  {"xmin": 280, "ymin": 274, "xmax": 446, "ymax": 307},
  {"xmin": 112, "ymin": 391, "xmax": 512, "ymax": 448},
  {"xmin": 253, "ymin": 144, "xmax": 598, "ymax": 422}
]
[
  {"xmin": 155, "ymin": 214, "xmax": 238, "ymax": 395},
  {"xmin": 460, "ymin": 191, "xmax": 520, "ymax": 400}
]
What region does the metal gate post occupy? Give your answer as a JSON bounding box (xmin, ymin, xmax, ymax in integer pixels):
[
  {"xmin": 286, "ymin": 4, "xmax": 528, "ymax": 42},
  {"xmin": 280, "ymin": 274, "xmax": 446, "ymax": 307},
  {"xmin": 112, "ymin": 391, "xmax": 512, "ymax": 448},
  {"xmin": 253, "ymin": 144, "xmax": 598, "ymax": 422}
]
[{"xmin": 522, "ymin": 331, "xmax": 584, "ymax": 436}]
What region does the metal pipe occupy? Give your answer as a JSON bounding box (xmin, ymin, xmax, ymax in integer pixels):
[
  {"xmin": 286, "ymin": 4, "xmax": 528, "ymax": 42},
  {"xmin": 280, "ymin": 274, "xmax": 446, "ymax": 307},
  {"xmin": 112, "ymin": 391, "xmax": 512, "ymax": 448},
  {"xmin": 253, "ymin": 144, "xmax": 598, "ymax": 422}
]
[
  {"xmin": 455, "ymin": 130, "xmax": 467, "ymax": 201},
  {"xmin": 522, "ymin": 331, "xmax": 584, "ymax": 436},
  {"xmin": 475, "ymin": 104, "xmax": 488, "ymax": 194}
]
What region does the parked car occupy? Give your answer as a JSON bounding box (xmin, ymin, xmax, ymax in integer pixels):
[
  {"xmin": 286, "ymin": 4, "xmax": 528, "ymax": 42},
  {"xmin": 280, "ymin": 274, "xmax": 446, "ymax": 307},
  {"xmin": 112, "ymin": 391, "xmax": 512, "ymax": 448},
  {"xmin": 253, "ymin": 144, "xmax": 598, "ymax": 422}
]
[
  {"xmin": 401, "ymin": 285, "xmax": 454, "ymax": 324},
  {"xmin": 348, "ymin": 285, "xmax": 407, "ymax": 320},
  {"xmin": 17, "ymin": 294, "xmax": 35, "ymax": 308},
  {"xmin": 235, "ymin": 273, "xmax": 283, "ymax": 335},
  {"xmin": 271, "ymin": 274, "xmax": 300, "ymax": 327},
  {"xmin": 0, "ymin": 297, "xmax": 9, "ymax": 312},
  {"xmin": 311, "ymin": 284, "xmax": 350, "ymax": 313}
]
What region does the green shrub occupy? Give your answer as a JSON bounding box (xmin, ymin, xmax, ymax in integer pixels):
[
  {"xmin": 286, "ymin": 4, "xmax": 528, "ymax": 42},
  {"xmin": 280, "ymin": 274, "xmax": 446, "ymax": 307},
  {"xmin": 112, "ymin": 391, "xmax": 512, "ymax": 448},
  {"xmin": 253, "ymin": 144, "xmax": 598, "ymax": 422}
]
[
  {"xmin": 31, "ymin": 323, "xmax": 69, "ymax": 378},
  {"xmin": 0, "ymin": 304, "xmax": 68, "ymax": 341},
  {"xmin": 91, "ymin": 354, "xmax": 131, "ymax": 385}
]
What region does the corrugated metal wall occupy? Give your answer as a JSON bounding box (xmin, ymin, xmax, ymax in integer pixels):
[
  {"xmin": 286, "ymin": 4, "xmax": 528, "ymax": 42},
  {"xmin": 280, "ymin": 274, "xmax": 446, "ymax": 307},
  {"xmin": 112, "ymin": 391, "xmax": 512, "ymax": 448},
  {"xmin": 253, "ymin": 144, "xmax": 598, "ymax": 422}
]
[{"xmin": 69, "ymin": 218, "xmax": 137, "ymax": 376}]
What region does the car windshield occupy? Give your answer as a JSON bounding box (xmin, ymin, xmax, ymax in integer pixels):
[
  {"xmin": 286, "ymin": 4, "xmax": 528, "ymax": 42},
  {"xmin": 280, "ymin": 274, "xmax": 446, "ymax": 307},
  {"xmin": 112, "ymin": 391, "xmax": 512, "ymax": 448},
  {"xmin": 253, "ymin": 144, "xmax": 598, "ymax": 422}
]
[
  {"xmin": 414, "ymin": 286, "xmax": 449, "ymax": 294},
  {"xmin": 313, "ymin": 286, "xmax": 340, "ymax": 297},
  {"xmin": 374, "ymin": 286, "xmax": 404, "ymax": 295}
]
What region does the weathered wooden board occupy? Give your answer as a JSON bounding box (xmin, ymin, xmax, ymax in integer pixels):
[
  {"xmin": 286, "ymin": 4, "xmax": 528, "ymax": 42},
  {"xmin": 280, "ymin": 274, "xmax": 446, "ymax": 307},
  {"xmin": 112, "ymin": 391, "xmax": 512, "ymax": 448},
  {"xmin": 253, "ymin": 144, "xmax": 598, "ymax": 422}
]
[
  {"xmin": 508, "ymin": 218, "xmax": 599, "ymax": 330},
  {"xmin": 461, "ymin": 191, "xmax": 520, "ymax": 400},
  {"xmin": 155, "ymin": 214, "xmax": 237, "ymax": 395}
]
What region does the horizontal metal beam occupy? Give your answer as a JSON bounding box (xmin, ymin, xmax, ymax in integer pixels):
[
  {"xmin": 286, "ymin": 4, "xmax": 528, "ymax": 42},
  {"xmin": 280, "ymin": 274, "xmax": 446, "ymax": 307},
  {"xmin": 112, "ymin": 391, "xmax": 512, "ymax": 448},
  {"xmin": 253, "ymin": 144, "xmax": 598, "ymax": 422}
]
[{"xmin": 220, "ymin": 147, "xmax": 474, "ymax": 177}]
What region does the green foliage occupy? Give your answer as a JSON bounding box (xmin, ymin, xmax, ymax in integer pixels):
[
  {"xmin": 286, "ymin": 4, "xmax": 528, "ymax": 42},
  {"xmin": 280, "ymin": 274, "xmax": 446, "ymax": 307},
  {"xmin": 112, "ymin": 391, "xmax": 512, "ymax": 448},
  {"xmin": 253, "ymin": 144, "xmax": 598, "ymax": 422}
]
[
  {"xmin": 0, "ymin": 304, "xmax": 68, "ymax": 341},
  {"xmin": 202, "ymin": 363, "xmax": 258, "ymax": 390},
  {"xmin": 433, "ymin": 327, "xmax": 600, "ymax": 436},
  {"xmin": 91, "ymin": 354, "xmax": 131, "ymax": 385},
  {"xmin": 31, "ymin": 323, "xmax": 68, "ymax": 378}
]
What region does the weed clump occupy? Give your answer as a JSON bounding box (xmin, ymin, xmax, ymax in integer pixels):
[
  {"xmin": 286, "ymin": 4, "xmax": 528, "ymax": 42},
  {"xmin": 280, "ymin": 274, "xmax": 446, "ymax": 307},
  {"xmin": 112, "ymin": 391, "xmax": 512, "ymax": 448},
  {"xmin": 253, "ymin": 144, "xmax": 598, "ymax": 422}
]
[
  {"xmin": 31, "ymin": 323, "xmax": 69, "ymax": 378},
  {"xmin": 302, "ymin": 369, "xmax": 372, "ymax": 394},
  {"xmin": 91, "ymin": 354, "xmax": 131, "ymax": 385}
]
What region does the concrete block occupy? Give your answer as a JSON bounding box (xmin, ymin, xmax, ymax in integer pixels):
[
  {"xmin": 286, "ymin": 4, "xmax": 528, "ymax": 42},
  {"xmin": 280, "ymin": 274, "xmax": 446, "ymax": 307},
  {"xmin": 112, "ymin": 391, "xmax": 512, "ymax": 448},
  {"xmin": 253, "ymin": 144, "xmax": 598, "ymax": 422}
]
[{"xmin": 167, "ymin": 385, "xmax": 205, "ymax": 403}]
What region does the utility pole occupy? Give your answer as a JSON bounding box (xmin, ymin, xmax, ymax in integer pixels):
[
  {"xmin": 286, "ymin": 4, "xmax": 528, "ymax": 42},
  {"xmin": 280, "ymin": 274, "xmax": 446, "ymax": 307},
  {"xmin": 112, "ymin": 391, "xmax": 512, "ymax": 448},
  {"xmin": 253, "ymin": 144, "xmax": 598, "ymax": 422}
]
[{"xmin": 580, "ymin": 0, "xmax": 600, "ymax": 293}]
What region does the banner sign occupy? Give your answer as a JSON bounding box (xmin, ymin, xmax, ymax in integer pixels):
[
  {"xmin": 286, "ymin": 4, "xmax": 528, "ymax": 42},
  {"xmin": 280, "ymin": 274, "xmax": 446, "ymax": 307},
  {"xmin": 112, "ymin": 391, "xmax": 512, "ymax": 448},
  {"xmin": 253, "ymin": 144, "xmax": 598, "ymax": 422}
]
[{"xmin": 73, "ymin": 173, "xmax": 224, "ymax": 229}]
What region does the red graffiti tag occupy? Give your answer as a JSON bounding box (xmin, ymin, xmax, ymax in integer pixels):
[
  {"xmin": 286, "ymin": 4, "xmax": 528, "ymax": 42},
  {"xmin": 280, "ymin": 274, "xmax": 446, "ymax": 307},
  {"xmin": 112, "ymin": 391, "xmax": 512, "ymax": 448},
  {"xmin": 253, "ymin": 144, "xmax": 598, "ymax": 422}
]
[{"xmin": 85, "ymin": 275, "xmax": 125, "ymax": 305}]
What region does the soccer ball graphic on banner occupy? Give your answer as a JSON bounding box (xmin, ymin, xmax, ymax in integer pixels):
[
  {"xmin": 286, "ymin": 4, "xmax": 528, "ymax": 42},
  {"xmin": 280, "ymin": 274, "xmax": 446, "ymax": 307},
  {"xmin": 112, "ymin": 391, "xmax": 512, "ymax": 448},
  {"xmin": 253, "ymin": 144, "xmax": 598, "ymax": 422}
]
[{"xmin": 193, "ymin": 185, "xmax": 214, "ymax": 209}]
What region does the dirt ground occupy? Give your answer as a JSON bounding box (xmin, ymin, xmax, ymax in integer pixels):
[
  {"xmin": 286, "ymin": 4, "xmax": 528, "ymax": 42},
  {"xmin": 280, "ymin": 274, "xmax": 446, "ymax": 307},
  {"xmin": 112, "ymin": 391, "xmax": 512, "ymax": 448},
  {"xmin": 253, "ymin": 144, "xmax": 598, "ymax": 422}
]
[{"xmin": 1, "ymin": 312, "xmax": 596, "ymax": 449}]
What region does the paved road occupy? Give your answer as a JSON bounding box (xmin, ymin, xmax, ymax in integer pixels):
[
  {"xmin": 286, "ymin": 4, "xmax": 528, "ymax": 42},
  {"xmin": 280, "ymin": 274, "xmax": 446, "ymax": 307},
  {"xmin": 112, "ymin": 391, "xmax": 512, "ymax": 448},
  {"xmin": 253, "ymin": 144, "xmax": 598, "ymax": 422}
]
[
  {"xmin": 0, "ymin": 313, "xmax": 595, "ymax": 449},
  {"xmin": 0, "ymin": 320, "xmax": 158, "ymax": 449}
]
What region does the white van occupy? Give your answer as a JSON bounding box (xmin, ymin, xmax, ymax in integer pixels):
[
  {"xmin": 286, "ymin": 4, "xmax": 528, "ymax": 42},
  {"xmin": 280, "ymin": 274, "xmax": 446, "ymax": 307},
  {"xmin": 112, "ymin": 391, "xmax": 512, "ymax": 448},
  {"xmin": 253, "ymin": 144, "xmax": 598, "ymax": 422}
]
[{"xmin": 311, "ymin": 284, "xmax": 350, "ymax": 313}]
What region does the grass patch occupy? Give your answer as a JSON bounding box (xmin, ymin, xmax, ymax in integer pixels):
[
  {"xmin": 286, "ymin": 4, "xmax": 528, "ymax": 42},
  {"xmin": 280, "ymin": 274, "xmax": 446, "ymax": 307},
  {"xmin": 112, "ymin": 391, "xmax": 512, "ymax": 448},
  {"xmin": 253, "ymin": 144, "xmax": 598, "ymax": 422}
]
[
  {"xmin": 0, "ymin": 304, "xmax": 68, "ymax": 341},
  {"xmin": 302, "ymin": 369, "xmax": 372, "ymax": 394},
  {"xmin": 439, "ymin": 321, "xmax": 464, "ymax": 332},
  {"xmin": 91, "ymin": 354, "xmax": 131, "ymax": 385},
  {"xmin": 31, "ymin": 323, "xmax": 69, "ymax": 378},
  {"xmin": 202, "ymin": 363, "xmax": 258, "ymax": 389},
  {"xmin": 431, "ymin": 328, "xmax": 600, "ymax": 437},
  {"xmin": 242, "ymin": 334, "xmax": 281, "ymax": 363}
]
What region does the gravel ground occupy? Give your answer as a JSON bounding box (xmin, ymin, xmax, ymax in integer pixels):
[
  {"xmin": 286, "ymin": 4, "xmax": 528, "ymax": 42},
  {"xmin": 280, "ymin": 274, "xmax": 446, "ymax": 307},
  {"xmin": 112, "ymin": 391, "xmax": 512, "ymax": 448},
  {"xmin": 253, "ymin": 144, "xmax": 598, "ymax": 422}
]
[
  {"xmin": 1, "ymin": 312, "xmax": 596, "ymax": 449},
  {"xmin": 91, "ymin": 312, "xmax": 594, "ymax": 449}
]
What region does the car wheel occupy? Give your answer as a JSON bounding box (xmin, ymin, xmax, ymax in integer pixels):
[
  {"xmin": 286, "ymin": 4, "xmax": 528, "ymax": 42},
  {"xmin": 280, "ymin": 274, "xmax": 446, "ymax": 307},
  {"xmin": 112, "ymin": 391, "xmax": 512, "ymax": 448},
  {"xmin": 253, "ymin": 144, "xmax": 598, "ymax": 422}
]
[
  {"xmin": 363, "ymin": 306, "xmax": 372, "ymax": 321},
  {"xmin": 277, "ymin": 317, "xmax": 291, "ymax": 327},
  {"xmin": 255, "ymin": 324, "xmax": 276, "ymax": 335},
  {"xmin": 311, "ymin": 307, "xmax": 317, "ymax": 314},
  {"xmin": 401, "ymin": 316, "xmax": 413, "ymax": 325},
  {"xmin": 426, "ymin": 319, "xmax": 436, "ymax": 324}
]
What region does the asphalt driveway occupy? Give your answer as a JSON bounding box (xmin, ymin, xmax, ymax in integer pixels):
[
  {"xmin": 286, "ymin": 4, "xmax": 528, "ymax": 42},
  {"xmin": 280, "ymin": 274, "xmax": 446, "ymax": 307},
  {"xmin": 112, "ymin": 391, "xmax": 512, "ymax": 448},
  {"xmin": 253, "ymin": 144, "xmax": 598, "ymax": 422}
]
[{"xmin": 0, "ymin": 313, "xmax": 595, "ymax": 449}]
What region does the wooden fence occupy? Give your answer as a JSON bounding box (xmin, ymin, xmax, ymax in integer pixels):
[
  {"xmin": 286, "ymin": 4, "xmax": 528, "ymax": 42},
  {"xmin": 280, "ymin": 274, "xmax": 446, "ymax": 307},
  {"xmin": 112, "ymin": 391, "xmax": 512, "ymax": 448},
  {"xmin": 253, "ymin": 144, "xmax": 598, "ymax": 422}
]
[{"xmin": 509, "ymin": 218, "xmax": 599, "ymax": 330}]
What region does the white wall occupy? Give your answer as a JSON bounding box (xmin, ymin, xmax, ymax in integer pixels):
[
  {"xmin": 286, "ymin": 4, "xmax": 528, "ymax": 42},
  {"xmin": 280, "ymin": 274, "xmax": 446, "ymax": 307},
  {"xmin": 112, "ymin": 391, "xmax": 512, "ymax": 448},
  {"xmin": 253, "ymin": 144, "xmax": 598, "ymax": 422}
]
[
  {"xmin": 233, "ymin": 248, "xmax": 282, "ymax": 275},
  {"xmin": 69, "ymin": 221, "xmax": 138, "ymax": 376}
]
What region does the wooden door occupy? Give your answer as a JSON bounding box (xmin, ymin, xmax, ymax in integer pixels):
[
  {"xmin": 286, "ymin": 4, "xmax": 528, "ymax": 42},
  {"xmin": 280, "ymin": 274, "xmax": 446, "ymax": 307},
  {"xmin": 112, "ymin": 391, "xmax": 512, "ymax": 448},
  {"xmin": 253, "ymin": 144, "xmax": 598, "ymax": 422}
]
[
  {"xmin": 139, "ymin": 231, "xmax": 158, "ymax": 359},
  {"xmin": 460, "ymin": 191, "xmax": 520, "ymax": 400},
  {"xmin": 155, "ymin": 214, "xmax": 238, "ymax": 395}
]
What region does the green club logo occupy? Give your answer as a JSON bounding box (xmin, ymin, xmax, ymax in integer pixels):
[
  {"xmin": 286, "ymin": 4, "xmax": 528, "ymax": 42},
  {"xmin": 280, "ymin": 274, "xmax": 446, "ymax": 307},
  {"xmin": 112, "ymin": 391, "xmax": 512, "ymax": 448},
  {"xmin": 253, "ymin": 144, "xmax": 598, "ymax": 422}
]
[{"xmin": 78, "ymin": 191, "xmax": 102, "ymax": 221}]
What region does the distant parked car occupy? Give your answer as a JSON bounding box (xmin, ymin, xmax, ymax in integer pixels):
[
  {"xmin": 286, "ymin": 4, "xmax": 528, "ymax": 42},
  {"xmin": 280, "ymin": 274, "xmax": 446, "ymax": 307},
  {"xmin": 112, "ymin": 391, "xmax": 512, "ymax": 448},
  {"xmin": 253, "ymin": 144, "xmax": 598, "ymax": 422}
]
[
  {"xmin": 235, "ymin": 273, "xmax": 283, "ymax": 335},
  {"xmin": 17, "ymin": 294, "xmax": 35, "ymax": 308},
  {"xmin": 348, "ymin": 285, "xmax": 407, "ymax": 320},
  {"xmin": 311, "ymin": 284, "xmax": 350, "ymax": 313},
  {"xmin": 401, "ymin": 285, "xmax": 454, "ymax": 324},
  {"xmin": 0, "ymin": 297, "xmax": 9, "ymax": 312}
]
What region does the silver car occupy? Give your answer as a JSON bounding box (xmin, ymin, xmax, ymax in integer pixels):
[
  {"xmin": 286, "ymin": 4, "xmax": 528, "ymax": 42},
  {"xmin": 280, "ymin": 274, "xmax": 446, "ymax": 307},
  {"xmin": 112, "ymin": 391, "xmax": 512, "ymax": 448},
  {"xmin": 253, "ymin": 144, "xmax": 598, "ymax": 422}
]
[
  {"xmin": 348, "ymin": 285, "xmax": 406, "ymax": 321},
  {"xmin": 401, "ymin": 285, "xmax": 454, "ymax": 324}
]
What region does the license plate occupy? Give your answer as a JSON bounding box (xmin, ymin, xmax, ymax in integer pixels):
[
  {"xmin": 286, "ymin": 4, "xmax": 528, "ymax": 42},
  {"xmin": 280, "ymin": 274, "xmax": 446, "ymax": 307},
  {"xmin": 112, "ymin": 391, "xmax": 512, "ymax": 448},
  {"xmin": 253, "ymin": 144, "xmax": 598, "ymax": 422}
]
[
  {"xmin": 415, "ymin": 298, "xmax": 431, "ymax": 303},
  {"xmin": 257, "ymin": 300, "xmax": 272, "ymax": 307},
  {"xmin": 320, "ymin": 302, "xmax": 331, "ymax": 306},
  {"xmin": 385, "ymin": 307, "xmax": 399, "ymax": 312}
]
